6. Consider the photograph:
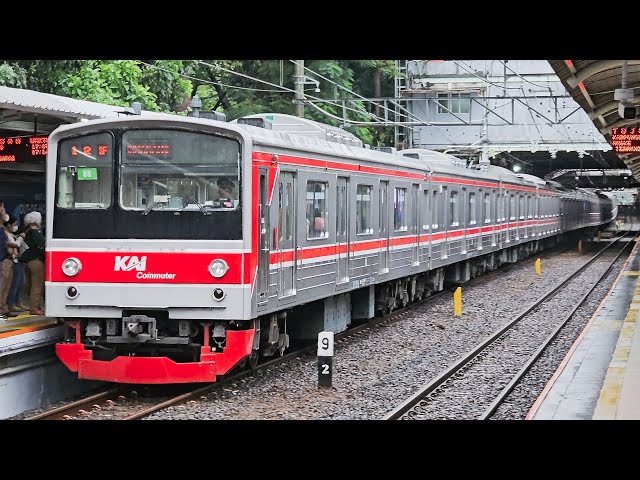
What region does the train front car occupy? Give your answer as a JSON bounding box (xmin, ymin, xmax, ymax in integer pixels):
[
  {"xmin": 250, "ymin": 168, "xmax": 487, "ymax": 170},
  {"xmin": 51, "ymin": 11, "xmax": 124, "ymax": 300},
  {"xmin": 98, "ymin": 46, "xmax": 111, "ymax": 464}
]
[{"xmin": 48, "ymin": 117, "xmax": 256, "ymax": 384}]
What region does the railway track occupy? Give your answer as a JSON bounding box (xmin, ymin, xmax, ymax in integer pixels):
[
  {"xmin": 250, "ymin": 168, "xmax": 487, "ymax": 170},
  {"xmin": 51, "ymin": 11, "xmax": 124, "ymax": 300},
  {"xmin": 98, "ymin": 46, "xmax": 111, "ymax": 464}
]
[
  {"xmin": 384, "ymin": 233, "xmax": 633, "ymax": 420},
  {"xmin": 23, "ymin": 243, "xmax": 579, "ymax": 420}
]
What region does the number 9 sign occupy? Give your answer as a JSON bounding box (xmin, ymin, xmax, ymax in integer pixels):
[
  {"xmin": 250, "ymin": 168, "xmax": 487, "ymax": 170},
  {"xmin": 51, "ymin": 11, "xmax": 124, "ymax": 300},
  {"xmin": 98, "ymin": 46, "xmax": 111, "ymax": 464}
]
[
  {"xmin": 317, "ymin": 331, "xmax": 334, "ymax": 357},
  {"xmin": 317, "ymin": 331, "xmax": 334, "ymax": 388}
]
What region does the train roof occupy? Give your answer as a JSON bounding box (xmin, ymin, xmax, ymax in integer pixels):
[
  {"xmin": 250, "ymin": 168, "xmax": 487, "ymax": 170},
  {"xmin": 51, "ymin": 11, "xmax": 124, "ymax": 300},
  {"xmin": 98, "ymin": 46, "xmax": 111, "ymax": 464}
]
[
  {"xmin": 232, "ymin": 118, "xmax": 553, "ymax": 189},
  {"xmin": 49, "ymin": 114, "xmax": 601, "ymax": 197},
  {"xmin": 230, "ymin": 113, "xmax": 364, "ymax": 147}
]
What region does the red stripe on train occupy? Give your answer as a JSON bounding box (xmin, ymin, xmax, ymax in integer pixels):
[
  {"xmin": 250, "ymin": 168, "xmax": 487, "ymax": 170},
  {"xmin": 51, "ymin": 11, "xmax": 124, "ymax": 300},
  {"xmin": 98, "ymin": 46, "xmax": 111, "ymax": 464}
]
[
  {"xmin": 253, "ymin": 152, "xmax": 556, "ymax": 194},
  {"xmin": 47, "ymin": 251, "xmax": 244, "ymax": 284}
]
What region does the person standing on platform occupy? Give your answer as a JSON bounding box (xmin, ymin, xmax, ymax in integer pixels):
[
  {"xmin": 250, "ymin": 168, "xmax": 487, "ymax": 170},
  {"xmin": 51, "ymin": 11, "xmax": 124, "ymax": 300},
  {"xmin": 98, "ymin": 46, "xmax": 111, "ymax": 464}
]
[
  {"xmin": 0, "ymin": 202, "xmax": 6, "ymax": 320},
  {"xmin": 0, "ymin": 211, "xmax": 16, "ymax": 317},
  {"xmin": 7, "ymin": 217, "xmax": 27, "ymax": 312},
  {"xmin": 20, "ymin": 211, "xmax": 45, "ymax": 316}
]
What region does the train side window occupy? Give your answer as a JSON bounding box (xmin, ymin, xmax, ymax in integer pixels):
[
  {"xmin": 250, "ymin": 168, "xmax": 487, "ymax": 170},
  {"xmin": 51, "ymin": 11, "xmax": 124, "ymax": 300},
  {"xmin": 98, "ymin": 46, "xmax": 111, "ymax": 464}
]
[
  {"xmin": 469, "ymin": 192, "xmax": 476, "ymax": 225},
  {"xmin": 285, "ymin": 182, "xmax": 293, "ymax": 240},
  {"xmin": 278, "ymin": 183, "xmax": 284, "ymax": 242},
  {"xmin": 278, "ymin": 182, "xmax": 294, "ymax": 243},
  {"xmin": 356, "ymin": 185, "xmax": 373, "ymax": 235},
  {"xmin": 57, "ymin": 131, "xmax": 114, "ymax": 209},
  {"xmin": 379, "ymin": 182, "xmax": 387, "ymax": 235},
  {"xmin": 423, "ymin": 190, "xmax": 430, "ymax": 230},
  {"xmin": 484, "ymin": 193, "xmax": 491, "ymax": 223},
  {"xmin": 394, "ymin": 187, "xmax": 407, "ymax": 231},
  {"xmin": 519, "ymin": 195, "xmax": 525, "ymax": 220},
  {"xmin": 306, "ymin": 181, "xmax": 328, "ymax": 239},
  {"xmin": 432, "ymin": 190, "xmax": 439, "ymax": 229},
  {"xmin": 336, "ymin": 182, "xmax": 347, "ymax": 238},
  {"xmin": 509, "ymin": 194, "xmax": 516, "ymax": 221},
  {"xmin": 450, "ymin": 191, "xmax": 459, "ymax": 227},
  {"xmin": 504, "ymin": 193, "xmax": 508, "ymax": 221}
]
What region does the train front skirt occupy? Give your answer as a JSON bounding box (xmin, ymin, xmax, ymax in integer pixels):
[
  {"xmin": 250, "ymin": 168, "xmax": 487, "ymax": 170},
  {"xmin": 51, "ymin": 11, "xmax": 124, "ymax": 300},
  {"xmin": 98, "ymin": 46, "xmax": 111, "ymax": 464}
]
[{"xmin": 55, "ymin": 328, "xmax": 254, "ymax": 384}]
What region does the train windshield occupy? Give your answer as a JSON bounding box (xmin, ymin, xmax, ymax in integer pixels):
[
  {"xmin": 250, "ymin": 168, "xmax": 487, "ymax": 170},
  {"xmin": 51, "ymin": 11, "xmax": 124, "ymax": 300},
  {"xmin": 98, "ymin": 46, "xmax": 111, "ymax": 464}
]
[
  {"xmin": 53, "ymin": 128, "xmax": 243, "ymax": 240},
  {"xmin": 56, "ymin": 132, "xmax": 114, "ymax": 209},
  {"xmin": 55, "ymin": 129, "xmax": 241, "ymax": 213},
  {"xmin": 120, "ymin": 129, "xmax": 240, "ymax": 213}
]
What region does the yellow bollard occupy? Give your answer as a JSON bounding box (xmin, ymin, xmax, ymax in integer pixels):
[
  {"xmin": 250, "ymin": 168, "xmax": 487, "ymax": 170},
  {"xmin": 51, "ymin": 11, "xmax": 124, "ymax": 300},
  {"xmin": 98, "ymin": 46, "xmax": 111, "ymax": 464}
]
[
  {"xmin": 535, "ymin": 258, "xmax": 541, "ymax": 275},
  {"xmin": 578, "ymin": 240, "xmax": 583, "ymax": 254},
  {"xmin": 454, "ymin": 287, "xmax": 462, "ymax": 317}
]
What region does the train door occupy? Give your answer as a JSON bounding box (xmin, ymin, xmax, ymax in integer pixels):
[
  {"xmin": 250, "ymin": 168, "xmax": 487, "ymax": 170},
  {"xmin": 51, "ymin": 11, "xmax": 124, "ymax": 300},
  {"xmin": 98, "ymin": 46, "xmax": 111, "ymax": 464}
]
[
  {"xmin": 491, "ymin": 190, "xmax": 497, "ymax": 247},
  {"xmin": 257, "ymin": 169, "xmax": 270, "ymax": 305},
  {"xmin": 535, "ymin": 192, "xmax": 540, "ymax": 238},
  {"xmin": 423, "ymin": 188, "xmax": 431, "ymax": 269},
  {"xmin": 506, "ymin": 193, "xmax": 512, "ymax": 243},
  {"xmin": 278, "ymin": 172, "xmax": 296, "ymax": 299},
  {"xmin": 435, "ymin": 189, "xmax": 445, "ymax": 260},
  {"xmin": 497, "ymin": 184, "xmax": 504, "ymax": 248},
  {"xmin": 379, "ymin": 181, "xmax": 389, "ymax": 273},
  {"xmin": 336, "ymin": 176, "xmax": 350, "ymax": 285},
  {"xmin": 461, "ymin": 187, "xmax": 468, "ymax": 254},
  {"xmin": 519, "ymin": 194, "xmax": 525, "ymax": 240},
  {"xmin": 411, "ymin": 183, "xmax": 419, "ymax": 265},
  {"xmin": 442, "ymin": 186, "xmax": 449, "ymax": 258}
]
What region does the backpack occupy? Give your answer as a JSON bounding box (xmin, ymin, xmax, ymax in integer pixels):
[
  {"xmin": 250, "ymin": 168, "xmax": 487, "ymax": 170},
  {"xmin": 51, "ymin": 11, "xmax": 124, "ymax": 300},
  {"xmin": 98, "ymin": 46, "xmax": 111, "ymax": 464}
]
[{"xmin": 19, "ymin": 228, "xmax": 45, "ymax": 263}]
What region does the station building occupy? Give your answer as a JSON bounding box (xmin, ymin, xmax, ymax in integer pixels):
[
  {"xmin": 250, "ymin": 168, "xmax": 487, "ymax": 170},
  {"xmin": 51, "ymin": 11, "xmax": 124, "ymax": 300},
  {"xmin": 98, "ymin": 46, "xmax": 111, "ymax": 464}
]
[{"xmin": 0, "ymin": 86, "xmax": 173, "ymax": 226}]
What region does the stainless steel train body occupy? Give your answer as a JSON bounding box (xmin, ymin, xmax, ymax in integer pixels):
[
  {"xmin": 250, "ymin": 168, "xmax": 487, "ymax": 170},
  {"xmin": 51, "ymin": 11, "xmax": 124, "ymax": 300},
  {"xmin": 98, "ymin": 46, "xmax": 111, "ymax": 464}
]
[{"xmin": 48, "ymin": 113, "xmax": 617, "ymax": 383}]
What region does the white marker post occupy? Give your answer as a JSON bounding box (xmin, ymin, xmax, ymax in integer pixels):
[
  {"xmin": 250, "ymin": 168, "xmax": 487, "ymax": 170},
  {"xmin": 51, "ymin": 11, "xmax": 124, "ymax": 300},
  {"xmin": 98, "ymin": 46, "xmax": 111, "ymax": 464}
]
[{"xmin": 317, "ymin": 331, "xmax": 334, "ymax": 388}]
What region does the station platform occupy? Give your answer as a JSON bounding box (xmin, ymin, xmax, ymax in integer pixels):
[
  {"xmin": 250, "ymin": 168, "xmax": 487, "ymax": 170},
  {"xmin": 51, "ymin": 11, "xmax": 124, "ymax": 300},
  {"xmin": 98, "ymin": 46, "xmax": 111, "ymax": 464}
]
[
  {"xmin": 0, "ymin": 311, "xmax": 59, "ymax": 339},
  {"xmin": 0, "ymin": 312, "xmax": 103, "ymax": 419},
  {"xmin": 527, "ymin": 234, "xmax": 640, "ymax": 420}
]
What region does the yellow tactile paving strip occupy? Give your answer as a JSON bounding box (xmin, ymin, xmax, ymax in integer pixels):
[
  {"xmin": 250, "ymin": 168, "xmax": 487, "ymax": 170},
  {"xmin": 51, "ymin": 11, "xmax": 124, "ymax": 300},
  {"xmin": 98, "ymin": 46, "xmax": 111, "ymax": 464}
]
[
  {"xmin": 0, "ymin": 312, "xmax": 58, "ymax": 339},
  {"xmin": 526, "ymin": 237, "xmax": 640, "ymax": 420},
  {"xmin": 593, "ymin": 277, "xmax": 640, "ymax": 419}
]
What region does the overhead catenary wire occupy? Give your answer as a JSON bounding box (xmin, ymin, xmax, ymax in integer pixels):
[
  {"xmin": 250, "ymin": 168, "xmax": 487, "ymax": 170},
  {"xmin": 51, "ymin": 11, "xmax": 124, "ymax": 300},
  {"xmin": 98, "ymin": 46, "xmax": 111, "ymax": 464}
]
[
  {"xmin": 202, "ymin": 59, "xmax": 459, "ymax": 138},
  {"xmin": 144, "ymin": 59, "xmax": 454, "ymax": 137},
  {"xmin": 498, "ymin": 60, "xmax": 554, "ymax": 91},
  {"xmin": 288, "ymin": 60, "xmax": 458, "ymax": 143},
  {"xmin": 143, "ymin": 59, "xmax": 389, "ymax": 126},
  {"xmin": 137, "ymin": 61, "xmax": 290, "ymax": 93},
  {"xmin": 451, "ymin": 60, "xmax": 594, "ymax": 151},
  {"xmin": 197, "ymin": 60, "xmax": 390, "ymax": 125}
]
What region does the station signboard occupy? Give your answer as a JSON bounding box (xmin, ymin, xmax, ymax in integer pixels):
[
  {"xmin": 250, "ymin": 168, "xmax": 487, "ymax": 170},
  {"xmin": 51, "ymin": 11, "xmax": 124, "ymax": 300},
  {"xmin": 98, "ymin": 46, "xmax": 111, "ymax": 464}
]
[
  {"xmin": 0, "ymin": 135, "xmax": 47, "ymax": 163},
  {"xmin": 611, "ymin": 127, "xmax": 640, "ymax": 153}
]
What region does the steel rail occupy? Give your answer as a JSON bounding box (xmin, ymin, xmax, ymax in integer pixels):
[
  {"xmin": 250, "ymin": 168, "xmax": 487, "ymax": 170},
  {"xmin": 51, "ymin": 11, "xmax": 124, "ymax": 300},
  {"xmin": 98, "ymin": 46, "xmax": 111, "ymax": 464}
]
[
  {"xmin": 384, "ymin": 234, "xmax": 629, "ymax": 420},
  {"xmin": 479, "ymin": 236, "xmax": 635, "ymax": 419}
]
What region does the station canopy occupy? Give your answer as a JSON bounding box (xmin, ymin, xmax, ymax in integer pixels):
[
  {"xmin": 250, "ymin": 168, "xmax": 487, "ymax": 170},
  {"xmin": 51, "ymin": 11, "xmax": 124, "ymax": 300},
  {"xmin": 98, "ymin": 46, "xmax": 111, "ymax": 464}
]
[
  {"xmin": 0, "ymin": 86, "xmax": 174, "ymax": 173},
  {"xmin": 549, "ymin": 60, "xmax": 640, "ymax": 185}
]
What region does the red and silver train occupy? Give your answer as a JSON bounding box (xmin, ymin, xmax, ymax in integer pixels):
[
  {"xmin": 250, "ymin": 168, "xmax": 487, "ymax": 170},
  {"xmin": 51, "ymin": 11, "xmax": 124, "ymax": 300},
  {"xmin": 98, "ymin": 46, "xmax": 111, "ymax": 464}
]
[{"xmin": 48, "ymin": 112, "xmax": 617, "ymax": 384}]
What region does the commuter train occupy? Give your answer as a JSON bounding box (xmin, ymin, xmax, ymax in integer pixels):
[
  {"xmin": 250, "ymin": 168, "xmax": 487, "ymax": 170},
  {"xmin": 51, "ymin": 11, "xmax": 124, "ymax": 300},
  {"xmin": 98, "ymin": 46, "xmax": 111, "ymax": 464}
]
[{"xmin": 48, "ymin": 112, "xmax": 617, "ymax": 384}]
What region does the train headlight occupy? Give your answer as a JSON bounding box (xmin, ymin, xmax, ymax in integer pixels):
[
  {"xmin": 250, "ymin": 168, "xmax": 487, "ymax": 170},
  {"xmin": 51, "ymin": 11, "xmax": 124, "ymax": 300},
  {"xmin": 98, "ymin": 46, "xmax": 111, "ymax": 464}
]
[
  {"xmin": 208, "ymin": 259, "xmax": 229, "ymax": 278},
  {"xmin": 62, "ymin": 257, "xmax": 82, "ymax": 277}
]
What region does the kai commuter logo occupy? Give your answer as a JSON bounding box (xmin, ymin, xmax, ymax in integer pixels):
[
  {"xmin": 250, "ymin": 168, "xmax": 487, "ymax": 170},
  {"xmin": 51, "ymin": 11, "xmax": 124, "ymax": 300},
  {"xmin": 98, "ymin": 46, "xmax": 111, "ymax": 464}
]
[
  {"xmin": 114, "ymin": 255, "xmax": 147, "ymax": 272},
  {"xmin": 114, "ymin": 255, "xmax": 176, "ymax": 279}
]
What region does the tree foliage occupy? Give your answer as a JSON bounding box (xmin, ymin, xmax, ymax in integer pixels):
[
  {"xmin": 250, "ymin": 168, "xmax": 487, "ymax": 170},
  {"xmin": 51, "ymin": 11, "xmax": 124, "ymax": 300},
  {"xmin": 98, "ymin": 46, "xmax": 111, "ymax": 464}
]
[{"xmin": 0, "ymin": 59, "xmax": 397, "ymax": 146}]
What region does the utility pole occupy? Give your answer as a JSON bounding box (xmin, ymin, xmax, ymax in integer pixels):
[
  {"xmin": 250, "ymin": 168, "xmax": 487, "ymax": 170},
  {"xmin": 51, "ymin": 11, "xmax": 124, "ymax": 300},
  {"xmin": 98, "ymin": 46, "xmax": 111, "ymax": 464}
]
[{"xmin": 295, "ymin": 59, "xmax": 305, "ymax": 117}]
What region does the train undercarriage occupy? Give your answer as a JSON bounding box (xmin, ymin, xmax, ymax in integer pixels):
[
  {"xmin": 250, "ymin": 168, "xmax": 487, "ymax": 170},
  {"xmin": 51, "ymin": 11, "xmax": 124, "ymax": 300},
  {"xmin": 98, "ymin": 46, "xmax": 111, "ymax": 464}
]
[{"xmin": 57, "ymin": 231, "xmax": 601, "ymax": 384}]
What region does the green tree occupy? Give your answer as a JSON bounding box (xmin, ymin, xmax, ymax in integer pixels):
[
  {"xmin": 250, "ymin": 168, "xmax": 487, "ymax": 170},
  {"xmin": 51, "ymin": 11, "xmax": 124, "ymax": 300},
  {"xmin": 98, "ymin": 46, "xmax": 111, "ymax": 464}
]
[{"xmin": 0, "ymin": 59, "xmax": 398, "ymax": 146}]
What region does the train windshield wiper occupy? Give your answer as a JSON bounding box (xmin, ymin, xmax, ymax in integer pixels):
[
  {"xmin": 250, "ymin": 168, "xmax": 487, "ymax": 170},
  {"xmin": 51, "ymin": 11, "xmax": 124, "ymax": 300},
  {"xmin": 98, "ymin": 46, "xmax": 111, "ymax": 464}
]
[
  {"xmin": 185, "ymin": 193, "xmax": 210, "ymax": 216},
  {"xmin": 143, "ymin": 200, "xmax": 161, "ymax": 215}
]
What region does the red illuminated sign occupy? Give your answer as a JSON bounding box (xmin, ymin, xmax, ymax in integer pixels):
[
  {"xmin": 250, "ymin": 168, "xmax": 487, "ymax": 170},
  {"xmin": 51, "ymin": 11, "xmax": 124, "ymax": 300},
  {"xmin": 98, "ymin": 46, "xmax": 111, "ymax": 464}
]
[
  {"xmin": 126, "ymin": 143, "xmax": 171, "ymax": 157},
  {"xmin": 69, "ymin": 144, "xmax": 110, "ymax": 157},
  {"xmin": 0, "ymin": 135, "xmax": 47, "ymax": 162},
  {"xmin": 611, "ymin": 127, "xmax": 640, "ymax": 153}
]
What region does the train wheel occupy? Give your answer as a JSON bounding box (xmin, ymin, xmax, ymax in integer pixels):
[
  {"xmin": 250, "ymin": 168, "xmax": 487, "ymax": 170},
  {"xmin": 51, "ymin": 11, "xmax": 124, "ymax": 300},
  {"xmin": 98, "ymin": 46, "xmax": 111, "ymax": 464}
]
[{"xmin": 248, "ymin": 349, "xmax": 259, "ymax": 369}]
